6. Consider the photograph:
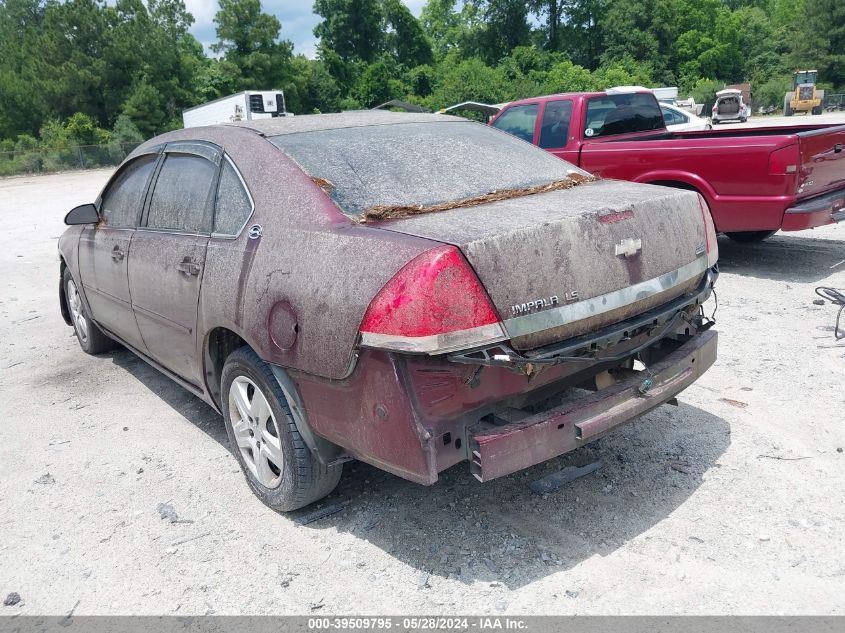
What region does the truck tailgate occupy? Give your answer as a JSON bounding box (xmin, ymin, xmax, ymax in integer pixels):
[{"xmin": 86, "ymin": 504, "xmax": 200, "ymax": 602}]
[
  {"xmin": 798, "ymin": 125, "xmax": 845, "ymax": 200},
  {"xmin": 372, "ymin": 180, "xmax": 714, "ymax": 350}
]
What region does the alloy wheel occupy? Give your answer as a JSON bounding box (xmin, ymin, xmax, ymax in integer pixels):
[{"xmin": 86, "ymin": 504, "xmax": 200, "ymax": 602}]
[
  {"xmin": 66, "ymin": 278, "xmax": 89, "ymax": 345},
  {"xmin": 228, "ymin": 376, "xmax": 284, "ymax": 489}
]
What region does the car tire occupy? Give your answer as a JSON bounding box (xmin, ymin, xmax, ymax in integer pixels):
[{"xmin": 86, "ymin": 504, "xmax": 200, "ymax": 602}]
[
  {"xmin": 63, "ymin": 268, "xmax": 116, "ymax": 355},
  {"xmin": 726, "ymin": 230, "xmax": 777, "ymax": 243},
  {"xmin": 221, "ymin": 346, "xmax": 342, "ymax": 512}
]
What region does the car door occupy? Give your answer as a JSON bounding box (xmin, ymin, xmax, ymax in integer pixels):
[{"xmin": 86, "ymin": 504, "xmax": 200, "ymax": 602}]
[
  {"xmin": 127, "ymin": 142, "xmax": 220, "ymax": 384},
  {"xmin": 77, "ymin": 153, "xmax": 159, "ymax": 352}
]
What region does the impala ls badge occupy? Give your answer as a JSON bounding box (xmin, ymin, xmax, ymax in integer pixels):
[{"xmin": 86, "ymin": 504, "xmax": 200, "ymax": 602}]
[
  {"xmin": 615, "ymin": 238, "xmax": 642, "ymax": 258},
  {"xmin": 510, "ymin": 291, "xmax": 579, "ymax": 316}
]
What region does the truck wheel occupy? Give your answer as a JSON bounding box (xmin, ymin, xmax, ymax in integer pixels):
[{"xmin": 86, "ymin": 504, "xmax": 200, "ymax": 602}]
[
  {"xmin": 63, "ymin": 268, "xmax": 116, "ymax": 355},
  {"xmin": 726, "ymin": 230, "xmax": 777, "ymax": 243},
  {"xmin": 812, "ymin": 106, "xmax": 823, "ymax": 115},
  {"xmin": 784, "ymin": 101, "xmax": 793, "ymax": 116},
  {"xmin": 221, "ymin": 346, "xmax": 342, "ymax": 512}
]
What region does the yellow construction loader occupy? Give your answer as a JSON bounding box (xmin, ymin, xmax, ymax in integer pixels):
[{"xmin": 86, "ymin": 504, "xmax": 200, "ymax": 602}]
[{"xmin": 784, "ymin": 70, "xmax": 824, "ymax": 116}]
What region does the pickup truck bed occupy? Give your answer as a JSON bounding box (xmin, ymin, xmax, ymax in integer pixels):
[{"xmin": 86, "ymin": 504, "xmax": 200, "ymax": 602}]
[{"xmin": 490, "ymin": 91, "xmax": 845, "ymax": 239}]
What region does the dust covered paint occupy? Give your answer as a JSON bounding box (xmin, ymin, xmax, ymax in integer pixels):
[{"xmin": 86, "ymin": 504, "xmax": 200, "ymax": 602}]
[{"xmin": 58, "ymin": 111, "xmax": 718, "ymax": 499}]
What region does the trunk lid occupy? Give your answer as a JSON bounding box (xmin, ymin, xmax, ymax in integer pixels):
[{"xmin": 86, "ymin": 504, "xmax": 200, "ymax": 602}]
[
  {"xmin": 371, "ymin": 180, "xmax": 712, "ymax": 350},
  {"xmin": 797, "ymin": 125, "xmax": 845, "ymax": 200}
]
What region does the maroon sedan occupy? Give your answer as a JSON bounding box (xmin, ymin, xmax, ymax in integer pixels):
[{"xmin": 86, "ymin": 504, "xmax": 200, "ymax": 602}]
[{"xmin": 59, "ymin": 111, "xmax": 718, "ymax": 511}]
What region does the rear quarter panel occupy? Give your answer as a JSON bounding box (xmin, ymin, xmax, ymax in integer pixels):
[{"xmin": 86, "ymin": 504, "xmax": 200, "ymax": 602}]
[
  {"xmin": 130, "ymin": 126, "xmax": 437, "ymax": 381},
  {"xmin": 580, "ymin": 134, "xmax": 796, "ymax": 197},
  {"xmin": 579, "ymin": 132, "xmax": 803, "ymax": 232}
]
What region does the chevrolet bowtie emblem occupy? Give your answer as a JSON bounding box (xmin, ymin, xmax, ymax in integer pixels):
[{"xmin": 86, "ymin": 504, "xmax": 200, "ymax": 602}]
[{"xmin": 615, "ymin": 238, "xmax": 642, "ymax": 257}]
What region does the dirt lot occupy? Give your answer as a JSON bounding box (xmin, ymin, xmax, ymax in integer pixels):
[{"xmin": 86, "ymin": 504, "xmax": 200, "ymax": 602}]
[
  {"xmin": 1, "ymin": 166, "xmax": 844, "ymax": 616},
  {"xmin": 717, "ymin": 110, "xmax": 845, "ymax": 129}
]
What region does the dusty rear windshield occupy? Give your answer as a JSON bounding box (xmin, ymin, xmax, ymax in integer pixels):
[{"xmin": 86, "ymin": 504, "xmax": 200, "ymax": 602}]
[{"xmin": 269, "ymin": 121, "xmax": 584, "ymax": 217}]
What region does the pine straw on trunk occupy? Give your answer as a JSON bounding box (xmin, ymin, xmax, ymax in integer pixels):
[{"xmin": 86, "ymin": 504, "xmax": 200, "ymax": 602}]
[{"xmin": 355, "ymin": 172, "xmax": 598, "ymax": 223}]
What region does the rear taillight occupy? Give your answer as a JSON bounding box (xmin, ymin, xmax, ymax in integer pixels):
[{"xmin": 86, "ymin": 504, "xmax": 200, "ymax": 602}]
[
  {"xmin": 359, "ymin": 245, "xmax": 506, "ymax": 354},
  {"xmin": 697, "ymin": 194, "xmax": 719, "ymax": 267},
  {"xmin": 769, "ymin": 144, "xmax": 799, "ymax": 175}
]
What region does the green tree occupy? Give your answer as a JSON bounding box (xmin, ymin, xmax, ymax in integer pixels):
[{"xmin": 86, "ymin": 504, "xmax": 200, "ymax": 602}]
[
  {"xmin": 121, "ymin": 79, "xmax": 167, "ymax": 136},
  {"xmin": 212, "ymin": 0, "xmax": 294, "ymax": 90},
  {"xmin": 473, "ymin": 0, "xmax": 532, "ymax": 65},
  {"xmin": 354, "ymin": 57, "xmax": 404, "ymax": 107},
  {"xmin": 383, "ymin": 0, "xmax": 434, "ymax": 67},
  {"xmin": 420, "ymin": 0, "xmax": 473, "ymax": 59},
  {"xmin": 791, "ymin": 0, "xmax": 845, "ymax": 87},
  {"xmin": 313, "ymin": 0, "xmax": 384, "ymax": 63}
]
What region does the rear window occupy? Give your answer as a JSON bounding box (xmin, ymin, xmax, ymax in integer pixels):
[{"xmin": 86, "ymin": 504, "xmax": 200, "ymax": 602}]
[
  {"xmin": 584, "ymin": 93, "xmax": 664, "ymax": 138},
  {"xmin": 269, "ymin": 121, "xmax": 584, "ymax": 217}
]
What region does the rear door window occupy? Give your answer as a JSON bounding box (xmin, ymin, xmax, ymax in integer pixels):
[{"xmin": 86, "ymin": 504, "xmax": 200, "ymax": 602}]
[
  {"xmin": 145, "ymin": 154, "xmax": 217, "ymax": 233},
  {"xmin": 584, "ymin": 93, "xmax": 664, "ymax": 138},
  {"xmin": 491, "ymin": 104, "xmax": 539, "ymax": 143},
  {"xmin": 100, "ymin": 154, "xmax": 158, "ymax": 228},
  {"xmin": 213, "ymin": 159, "xmax": 252, "ymax": 235},
  {"xmin": 538, "ymin": 100, "xmax": 573, "ymax": 149},
  {"xmin": 661, "ymin": 107, "xmax": 688, "ymax": 125}
]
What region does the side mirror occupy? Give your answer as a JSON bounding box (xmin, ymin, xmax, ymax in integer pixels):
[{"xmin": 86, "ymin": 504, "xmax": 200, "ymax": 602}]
[{"xmin": 64, "ymin": 203, "xmax": 99, "ymax": 226}]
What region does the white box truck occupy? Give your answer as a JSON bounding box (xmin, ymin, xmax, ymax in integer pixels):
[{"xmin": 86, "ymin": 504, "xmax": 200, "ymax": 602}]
[{"xmin": 182, "ymin": 90, "xmax": 291, "ymax": 128}]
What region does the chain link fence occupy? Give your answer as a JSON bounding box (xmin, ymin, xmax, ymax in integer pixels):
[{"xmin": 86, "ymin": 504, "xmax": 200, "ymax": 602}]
[{"xmin": 0, "ymin": 141, "xmax": 141, "ymax": 177}]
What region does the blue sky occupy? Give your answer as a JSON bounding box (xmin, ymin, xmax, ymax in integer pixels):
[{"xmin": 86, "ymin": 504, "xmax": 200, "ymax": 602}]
[{"xmin": 184, "ymin": 0, "xmax": 428, "ymax": 58}]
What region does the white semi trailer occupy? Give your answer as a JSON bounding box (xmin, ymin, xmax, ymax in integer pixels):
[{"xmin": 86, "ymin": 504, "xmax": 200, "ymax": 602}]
[{"xmin": 182, "ymin": 90, "xmax": 291, "ymax": 128}]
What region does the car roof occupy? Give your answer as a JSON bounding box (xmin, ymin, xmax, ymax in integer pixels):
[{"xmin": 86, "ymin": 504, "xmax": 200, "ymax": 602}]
[
  {"xmin": 505, "ymin": 92, "xmax": 606, "ymax": 107},
  {"xmin": 229, "ymin": 110, "xmax": 462, "ymax": 136},
  {"xmin": 504, "ymin": 90, "xmax": 659, "ymax": 108}
]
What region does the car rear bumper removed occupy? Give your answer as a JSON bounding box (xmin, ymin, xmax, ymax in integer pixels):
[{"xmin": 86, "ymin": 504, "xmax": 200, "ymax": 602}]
[
  {"xmin": 467, "ymin": 329, "xmax": 717, "ymax": 482},
  {"xmin": 782, "ymin": 187, "xmax": 845, "ymax": 231}
]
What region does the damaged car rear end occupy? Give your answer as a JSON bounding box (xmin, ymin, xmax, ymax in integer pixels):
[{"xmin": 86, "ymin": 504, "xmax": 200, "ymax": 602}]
[
  {"xmin": 59, "ymin": 112, "xmax": 717, "ymax": 511},
  {"xmin": 269, "ymin": 116, "xmax": 718, "ymax": 488}
]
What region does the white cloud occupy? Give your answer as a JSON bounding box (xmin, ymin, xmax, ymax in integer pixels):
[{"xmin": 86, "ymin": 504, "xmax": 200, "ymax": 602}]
[{"xmin": 184, "ymin": 0, "xmax": 217, "ymax": 28}]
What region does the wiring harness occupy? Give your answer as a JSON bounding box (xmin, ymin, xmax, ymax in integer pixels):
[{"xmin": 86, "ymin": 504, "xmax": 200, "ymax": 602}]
[{"xmin": 815, "ymin": 287, "xmax": 845, "ymax": 340}]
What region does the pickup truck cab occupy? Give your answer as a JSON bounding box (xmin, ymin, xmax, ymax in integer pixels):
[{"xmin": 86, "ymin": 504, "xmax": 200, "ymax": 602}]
[{"xmin": 491, "ymin": 90, "xmax": 845, "ymax": 242}]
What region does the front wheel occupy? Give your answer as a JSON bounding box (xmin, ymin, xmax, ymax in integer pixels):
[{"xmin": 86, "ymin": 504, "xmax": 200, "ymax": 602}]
[
  {"xmin": 63, "ymin": 268, "xmax": 116, "ymax": 355},
  {"xmin": 221, "ymin": 346, "xmax": 342, "ymax": 512},
  {"xmin": 726, "ymin": 230, "xmax": 777, "ymax": 243},
  {"xmin": 812, "ymin": 106, "xmax": 823, "ymax": 115}
]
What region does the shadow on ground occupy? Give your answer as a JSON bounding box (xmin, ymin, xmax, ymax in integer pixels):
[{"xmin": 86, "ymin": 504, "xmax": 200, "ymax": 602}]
[
  {"xmin": 109, "ymin": 348, "xmax": 227, "ymax": 444},
  {"xmin": 99, "ymin": 341, "xmax": 730, "ymax": 591},
  {"xmin": 717, "ymin": 233, "xmax": 845, "ymax": 283},
  {"xmin": 297, "ymin": 402, "xmax": 729, "ymax": 589}
]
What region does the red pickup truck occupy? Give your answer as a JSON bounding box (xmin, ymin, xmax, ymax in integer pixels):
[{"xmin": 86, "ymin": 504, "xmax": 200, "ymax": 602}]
[{"xmin": 489, "ymin": 91, "xmax": 845, "ymax": 242}]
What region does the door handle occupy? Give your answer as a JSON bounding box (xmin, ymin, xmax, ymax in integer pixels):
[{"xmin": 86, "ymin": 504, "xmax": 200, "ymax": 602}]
[
  {"xmin": 111, "ymin": 246, "xmax": 125, "ymax": 262},
  {"xmin": 176, "ymin": 258, "xmax": 201, "ymax": 277},
  {"xmin": 835, "ymin": 143, "xmax": 843, "ymax": 154}
]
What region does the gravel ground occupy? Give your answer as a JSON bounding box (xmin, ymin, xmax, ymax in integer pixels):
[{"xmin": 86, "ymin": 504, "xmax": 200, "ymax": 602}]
[
  {"xmin": 715, "ymin": 110, "xmax": 845, "ymax": 129},
  {"xmin": 0, "ymin": 163, "xmax": 844, "ymax": 616}
]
